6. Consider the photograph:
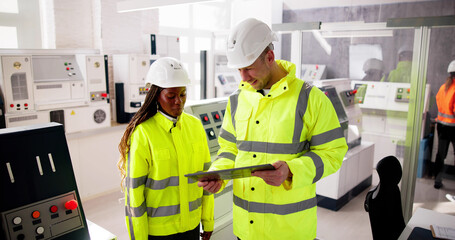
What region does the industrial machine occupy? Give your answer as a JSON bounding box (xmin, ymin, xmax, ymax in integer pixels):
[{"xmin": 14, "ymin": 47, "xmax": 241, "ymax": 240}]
[
  {"xmin": 0, "ymin": 123, "xmax": 90, "ymax": 240},
  {"xmin": 213, "ymin": 54, "xmax": 241, "ymax": 98},
  {"xmin": 184, "ymin": 97, "xmax": 234, "ymax": 240},
  {"xmin": 301, "ymin": 64, "xmax": 327, "ymax": 81},
  {"xmin": 150, "ymin": 34, "xmax": 181, "ymax": 59},
  {"xmin": 0, "ymin": 53, "xmax": 111, "ymax": 133},
  {"xmin": 310, "ymin": 79, "xmax": 374, "ymax": 211},
  {"xmin": 113, "ymin": 54, "xmax": 153, "ymax": 123},
  {"xmin": 0, "ymin": 88, "xmax": 5, "ymax": 128},
  {"xmin": 311, "ymin": 78, "xmax": 362, "ymax": 149},
  {"xmin": 351, "ymin": 80, "xmax": 431, "ymax": 166}
]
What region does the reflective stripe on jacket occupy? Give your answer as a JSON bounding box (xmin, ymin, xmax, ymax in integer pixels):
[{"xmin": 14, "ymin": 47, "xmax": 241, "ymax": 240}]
[
  {"xmin": 210, "ymin": 60, "xmax": 348, "ymax": 240},
  {"xmin": 125, "ymin": 112, "xmax": 214, "ymax": 239},
  {"xmin": 436, "ymin": 81, "xmax": 455, "ymax": 126}
]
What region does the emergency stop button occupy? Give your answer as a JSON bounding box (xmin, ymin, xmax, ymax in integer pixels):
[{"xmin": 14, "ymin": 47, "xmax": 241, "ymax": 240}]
[
  {"xmin": 32, "ymin": 211, "xmax": 40, "ymax": 219},
  {"xmin": 211, "ymin": 111, "xmax": 221, "ymax": 122},
  {"xmin": 200, "ymin": 114, "xmax": 210, "ymax": 125},
  {"xmin": 65, "ymin": 200, "xmax": 78, "ymax": 210},
  {"xmin": 50, "ymin": 205, "xmax": 58, "ymax": 213}
]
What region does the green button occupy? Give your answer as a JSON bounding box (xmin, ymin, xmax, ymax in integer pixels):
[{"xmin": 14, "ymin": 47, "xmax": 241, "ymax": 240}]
[{"xmin": 397, "ymin": 95, "xmax": 402, "ymax": 99}]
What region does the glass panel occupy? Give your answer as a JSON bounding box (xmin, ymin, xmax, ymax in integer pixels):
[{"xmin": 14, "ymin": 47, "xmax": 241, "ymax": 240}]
[
  {"xmin": 0, "ymin": 26, "xmax": 18, "ymax": 48},
  {"xmin": 279, "ymin": 26, "xmax": 427, "ymax": 238},
  {"xmin": 0, "ymin": 0, "xmax": 18, "ymax": 13},
  {"xmin": 414, "ymin": 26, "xmax": 455, "ymax": 209}
]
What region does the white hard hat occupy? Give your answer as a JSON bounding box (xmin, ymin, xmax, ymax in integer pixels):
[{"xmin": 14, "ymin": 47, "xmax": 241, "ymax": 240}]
[
  {"xmin": 145, "ymin": 57, "xmax": 190, "ymax": 88},
  {"xmin": 226, "ymin": 18, "xmax": 278, "ymax": 69},
  {"xmin": 448, "ymin": 60, "xmax": 455, "ymax": 73},
  {"xmin": 363, "ymin": 58, "xmax": 384, "ymax": 72},
  {"xmin": 398, "ymin": 45, "xmax": 413, "ymax": 55}
]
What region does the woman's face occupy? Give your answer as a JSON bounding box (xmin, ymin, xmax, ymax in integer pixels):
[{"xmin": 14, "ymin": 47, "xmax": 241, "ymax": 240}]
[{"xmin": 157, "ymin": 87, "xmax": 187, "ymax": 118}]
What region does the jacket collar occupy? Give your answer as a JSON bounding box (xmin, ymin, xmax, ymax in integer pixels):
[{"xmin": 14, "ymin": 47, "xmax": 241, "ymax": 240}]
[
  {"xmin": 154, "ymin": 112, "xmax": 181, "ymax": 132},
  {"xmin": 238, "ymin": 60, "xmax": 297, "ymax": 97}
]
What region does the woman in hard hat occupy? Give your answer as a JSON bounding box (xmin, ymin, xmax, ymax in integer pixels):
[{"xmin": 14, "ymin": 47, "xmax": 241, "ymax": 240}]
[
  {"xmin": 433, "ymin": 60, "xmax": 455, "ymax": 189},
  {"xmin": 117, "ymin": 57, "xmax": 214, "ymax": 240}
]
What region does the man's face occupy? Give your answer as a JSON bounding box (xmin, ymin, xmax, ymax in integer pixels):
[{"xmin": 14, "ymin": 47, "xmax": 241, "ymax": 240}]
[
  {"xmin": 238, "ymin": 52, "xmax": 273, "ymax": 90},
  {"xmin": 157, "ymin": 87, "xmax": 187, "ymax": 118}
]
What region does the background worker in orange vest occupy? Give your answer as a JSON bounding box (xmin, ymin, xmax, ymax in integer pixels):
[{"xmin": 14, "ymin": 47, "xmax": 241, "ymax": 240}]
[{"xmin": 434, "ymin": 60, "xmax": 455, "ymax": 189}]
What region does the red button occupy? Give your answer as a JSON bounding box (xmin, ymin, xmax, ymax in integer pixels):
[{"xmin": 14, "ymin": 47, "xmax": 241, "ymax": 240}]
[
  {"xmin": 352, "ymin": 89, "xmax": 357, "ymax": 94},
  {"xmin": 10, "ymin": 104, "xmax": 14, "ymax": 108},
  {"xmin": 65, "ymin": 200, "xmax": 78, "ymax": 210},
  {"xmin": 24, "ymin": 103, "xmax": 28, "ymax": 107},
  {"xmin": 407, "ymin": 88, "xmax": 410, "ymax": 93},
  {"xmin": 66, "ymin": 67, "xmax": 70, "ymax": 71},
  {"xmin": 101, "ymin": 93, "xmax": 108, "ymax": 97},
  {"xmin": 215, "ymin": 114, "xmax": 219, "ymax": 119},
  {"xmin": 50, "ymin": 205, "xmax": 58, "ymax": 213},
  {"xmin": 203, "ymin": 116, "xmax": 208, "ymax": 122},
  {"xmin": 32, "ymin": 211, "xmax": 40, "ymax": 219}
]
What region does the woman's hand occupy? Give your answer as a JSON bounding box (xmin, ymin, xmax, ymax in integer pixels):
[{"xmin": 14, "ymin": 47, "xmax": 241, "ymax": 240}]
[{"xmin": 200, "ymin": 231, "xmax": 213, "ymax": 240}]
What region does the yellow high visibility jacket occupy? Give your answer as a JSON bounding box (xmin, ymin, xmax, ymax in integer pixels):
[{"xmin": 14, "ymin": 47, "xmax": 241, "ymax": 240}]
[
  {"xmin": 125, "ymin": 112, "xmax": 214, "ymax": 240},
  {"xmin": 210, "ymin": 60, "xmax": 348, "ymax": 240},
  {"xmin": 436, "ymin": 81, "xmax": 455, "ymax": 126},
  {"xmin": 383, "ymin": 61, "xmax": 412, "ymax": 83}
]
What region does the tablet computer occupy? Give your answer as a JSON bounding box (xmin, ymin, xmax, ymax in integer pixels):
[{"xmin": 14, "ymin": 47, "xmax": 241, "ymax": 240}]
[{"xmin": 185, "ymin": 164, "xmax": 275, "ymax": 181}]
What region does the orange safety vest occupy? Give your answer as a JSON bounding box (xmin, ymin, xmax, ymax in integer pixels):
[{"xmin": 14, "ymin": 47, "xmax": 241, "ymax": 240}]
[{"xmin": 436, "ymin": 80, "xmax": 455, "ymax": 126}]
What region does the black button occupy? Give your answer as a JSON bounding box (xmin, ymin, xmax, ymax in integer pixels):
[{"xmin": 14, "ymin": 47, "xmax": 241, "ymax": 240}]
[
  {"xmin": 250, "ymin": 220, "xmax": 254, "ymax": 224},
  {"xmin": 284, "ymin": 86, "xmax": 287, "ymax": 90},
  {"xmin": 253, "ymin": 154, "xmax": 256, "ymax": 158},
  {"xmin": 251, "ymin": 187, "xmax": 255, "ymax": 191},
  {"xmin": 241, "ymin": 84, "xmax": 244, "ymax": 86},
  {"xmin": 17, "ymin": 234, "xmax": 25, "ymax": 240},
  {"xmin": 268, "ymin": 95, "xmax": 271, "ymax": 97},
  {"xmin": 256, "ymin": 120, "xmax": 259, "ymax": 124}
]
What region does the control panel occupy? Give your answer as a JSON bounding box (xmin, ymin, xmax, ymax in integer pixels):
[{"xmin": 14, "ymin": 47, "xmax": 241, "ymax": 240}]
[
  {"xmin": 395, "ymin": 87, "xmax": 411, "ymax": 103},
  {"xmin": 1, "ymin": 191, "xmax": 84, "ymax": 240},
  {"xmin": 350, "ymin": 81, "xmax": 411, "ymax": 112},
  {"xmin": 319, "ymin": 86, "xmax": 349, "ymax": 139},
  {"xmin": 301, "ymin": 64, "xmax": 327, "ymax": 81},
  {"xmin": 185, "ymin": 98, "xmax": 227, "ymax": 154},
  {"xmin": 339, "ymin": 89, "xmax": 357, "ymax": 107},
  {"xmin": 0, "ymin": 123, "xmax": 90, "ymax": 240}
]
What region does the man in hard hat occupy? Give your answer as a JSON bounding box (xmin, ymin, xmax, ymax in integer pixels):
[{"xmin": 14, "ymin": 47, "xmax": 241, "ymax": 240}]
[
  {"xmin": 198, "ymin": 18, "xmax": 348, "ymax": 240},
  {"xmin": 433, "ymin": 60, "xmax": 455, "ymax": 189},
  {"xmin": 383, "ymin": 46, "xmax": 413, "ymax": 83},
  {"xmin": 119, "ymin": 57, "xmax": 214, "ymax": 240}
]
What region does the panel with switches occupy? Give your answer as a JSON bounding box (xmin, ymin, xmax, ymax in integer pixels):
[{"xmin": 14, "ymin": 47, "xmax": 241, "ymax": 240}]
[{"xmin": 1, "ymin": 191, "xmax": 84, "ymax": 240}]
